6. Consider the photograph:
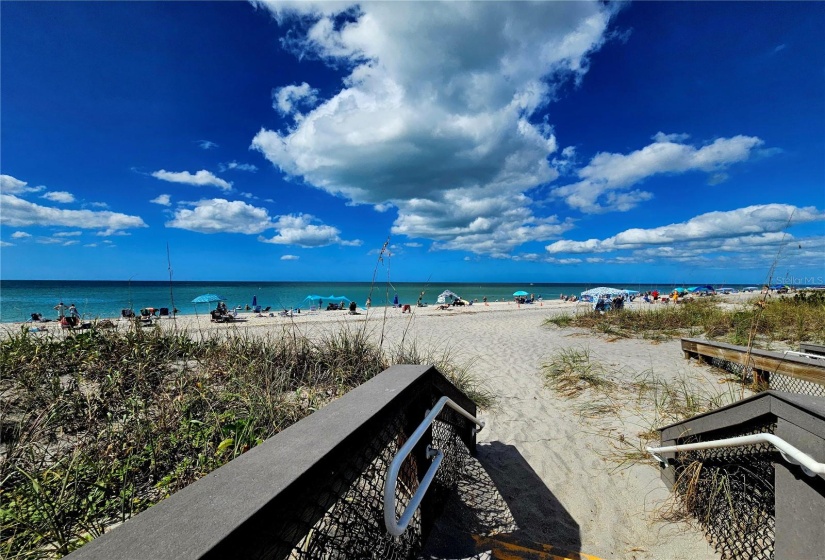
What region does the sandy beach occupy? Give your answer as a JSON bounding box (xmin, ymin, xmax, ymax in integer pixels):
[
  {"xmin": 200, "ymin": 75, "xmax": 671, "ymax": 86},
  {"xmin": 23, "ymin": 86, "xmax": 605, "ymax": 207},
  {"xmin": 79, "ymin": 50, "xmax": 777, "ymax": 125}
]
[{"xmin": 5, "ymin": 296, "xmax": 767, "ymax": 558}]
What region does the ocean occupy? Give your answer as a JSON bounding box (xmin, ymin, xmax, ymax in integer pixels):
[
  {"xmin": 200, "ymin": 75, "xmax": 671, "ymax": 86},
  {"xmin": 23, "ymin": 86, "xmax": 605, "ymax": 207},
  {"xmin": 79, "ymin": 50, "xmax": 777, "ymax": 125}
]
[{"xmin": 0, "ymin": 280, "xmax": 751, "ymax": 323}]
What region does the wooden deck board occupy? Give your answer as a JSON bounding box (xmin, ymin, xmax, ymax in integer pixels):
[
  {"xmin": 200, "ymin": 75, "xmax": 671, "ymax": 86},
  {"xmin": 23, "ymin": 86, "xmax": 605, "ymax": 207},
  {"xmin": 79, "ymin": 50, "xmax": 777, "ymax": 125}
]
[{"xmin": 681, "ymin": 338, "xmax": 825, "ymax": 387}]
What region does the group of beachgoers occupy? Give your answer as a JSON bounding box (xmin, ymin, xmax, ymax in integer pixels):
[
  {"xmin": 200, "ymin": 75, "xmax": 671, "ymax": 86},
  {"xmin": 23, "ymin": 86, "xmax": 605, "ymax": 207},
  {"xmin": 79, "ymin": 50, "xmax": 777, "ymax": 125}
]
[{"xmin": 27, "ymin": 302, "xmax": 86, "ymax": 330}]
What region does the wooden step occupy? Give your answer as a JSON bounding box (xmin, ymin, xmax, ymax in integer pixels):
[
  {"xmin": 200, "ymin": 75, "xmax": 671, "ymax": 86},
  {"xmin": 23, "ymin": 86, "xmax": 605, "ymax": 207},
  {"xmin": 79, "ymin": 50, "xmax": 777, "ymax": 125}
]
[{"xmin": 472, "ymin": 535, "xmax": 603, "ymax": 560}]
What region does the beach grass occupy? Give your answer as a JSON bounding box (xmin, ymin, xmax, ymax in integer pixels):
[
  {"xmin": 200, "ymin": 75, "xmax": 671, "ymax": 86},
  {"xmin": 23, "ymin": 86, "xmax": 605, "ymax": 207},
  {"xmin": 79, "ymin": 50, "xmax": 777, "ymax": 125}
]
[
  {"xmin": 544, "ymin": 291, "xmax": 825, "ymax": 346},
  {"xmin": 541, "ymin": 346, "xmax": 617, "ymax": 397},
  {"xmin": 0, "ymin": 323, "xmax": 486, "ymax": 559},
  {"xmin": 541, "ymin": 347, "xmax": 741, "ymax": 470}
]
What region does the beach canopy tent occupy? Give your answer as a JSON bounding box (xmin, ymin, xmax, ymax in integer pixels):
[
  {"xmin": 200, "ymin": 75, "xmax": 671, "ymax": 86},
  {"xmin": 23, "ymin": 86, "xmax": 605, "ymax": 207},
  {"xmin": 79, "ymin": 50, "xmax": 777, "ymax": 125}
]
[
  {"xmin": 192, "ymin": 293, "xmax": 226, "ymax": 315},
  {"xmin": 580, "ymin": 287, "xmax": 626, "ymax": 299},
  {"xmin": 192, "ymin": 294, "xmax": 225, "ymax": 304},
  {"xmin": 769, "ymin": 284, "xmax": 790, "ymax": 290},
  {"xmin": 437, "ymin": 290, "xmax": 461, "ymax": 304},
  {"xmin": 513, "ymin": 290, "xmax": 529, "ymax": 297},
  {"xmin": 688, "ymin": 285, "xmax": 715, "ymax": 293},
  {"xmin": 672, "ymin": 287, "xmax": 689, "ymax": 294},
  {"xmin": 300, "ymin": 295, "xmax": 351, "ymax": 308}
]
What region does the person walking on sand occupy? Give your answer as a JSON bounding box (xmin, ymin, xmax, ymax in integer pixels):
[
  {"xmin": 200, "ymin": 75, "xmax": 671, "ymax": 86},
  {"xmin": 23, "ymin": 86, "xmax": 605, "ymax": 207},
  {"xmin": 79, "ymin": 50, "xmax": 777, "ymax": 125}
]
[
  {"xmin": 68, "ymin": 303, "xmax": 80, "ymax": 320},
  {"xmin": 54, "ymin": 302, "xmax": 67, "ymax": 319},
  {"xmin": 366, "ymin": 296, "xmax": 371, "ymax": 308},
  {"xmin": 483, "ymin": 296, "xmax": 488, "ymax": 306}
]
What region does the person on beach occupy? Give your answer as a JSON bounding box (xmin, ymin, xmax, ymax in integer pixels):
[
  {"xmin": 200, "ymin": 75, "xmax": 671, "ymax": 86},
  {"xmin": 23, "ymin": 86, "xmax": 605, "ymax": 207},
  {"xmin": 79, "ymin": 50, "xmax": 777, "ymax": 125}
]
[
  {"xmin": 393, "ymin": 294, "xmax": 399, "ymax": 307},
  {"xmin": 366, "ymin": 297, "xmax": 371, "ymax": 308},
  {"xmin": 54, "ymin": 302, "xmax": 66, "ymax": 319},
  {"xmin": 483, "ymin": 296, "xmax": 488, "ymax": 306},
  {"xmin": 68, "ymin": 304, "xmax": 80, "ymax": 320}
]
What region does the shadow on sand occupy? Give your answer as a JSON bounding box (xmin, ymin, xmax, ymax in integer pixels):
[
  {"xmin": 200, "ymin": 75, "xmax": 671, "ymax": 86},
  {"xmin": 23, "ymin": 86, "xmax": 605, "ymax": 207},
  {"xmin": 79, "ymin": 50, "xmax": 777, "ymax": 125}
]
[{"xmin": 422, "ymin": 440, "xmax": 582, "ymax": 558}]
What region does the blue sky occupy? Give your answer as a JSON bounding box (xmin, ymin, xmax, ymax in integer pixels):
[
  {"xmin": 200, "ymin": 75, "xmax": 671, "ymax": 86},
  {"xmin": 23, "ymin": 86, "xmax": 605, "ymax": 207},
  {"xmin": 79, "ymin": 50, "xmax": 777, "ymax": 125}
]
[{"xmin": 2, "ymin": 1, "xmax": 823, "ymax": 284}]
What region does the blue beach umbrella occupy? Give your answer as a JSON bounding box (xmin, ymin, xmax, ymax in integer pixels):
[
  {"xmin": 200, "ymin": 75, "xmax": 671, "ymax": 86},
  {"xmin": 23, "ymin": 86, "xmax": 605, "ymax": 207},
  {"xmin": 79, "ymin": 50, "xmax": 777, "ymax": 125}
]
[
  {"xmin": 673, "ymin": 287, "xmax": 688, "ymax": 294},
  {"xmin": 513, "ymin": 290, "xmax": 529, "ymax": 297},
  {"xmin": 191, "ymin": 294, "xmax": 225, "ymax": 304}
]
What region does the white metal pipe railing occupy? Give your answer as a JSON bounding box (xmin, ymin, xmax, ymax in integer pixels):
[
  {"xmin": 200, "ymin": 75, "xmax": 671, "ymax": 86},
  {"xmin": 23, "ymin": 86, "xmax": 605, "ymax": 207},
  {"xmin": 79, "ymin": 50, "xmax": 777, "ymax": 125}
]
[
  {"xmin": 647, "ymin": 433, "xmax": 825, "ymax": 477},
  {"xmin": 383, "ymin": 396, "xmax": 485, "ymax": 537},
  {"xmin": 782, "ymin": 350, "xmax": 824, "ymax": 361}
]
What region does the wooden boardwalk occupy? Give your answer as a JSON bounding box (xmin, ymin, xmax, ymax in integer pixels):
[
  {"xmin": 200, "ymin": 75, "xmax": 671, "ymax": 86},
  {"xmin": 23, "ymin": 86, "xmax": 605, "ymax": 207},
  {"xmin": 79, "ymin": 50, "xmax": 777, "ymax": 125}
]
[{"xmin": 681, "ymin": 337, "xmax": 825, "ymax": 387}]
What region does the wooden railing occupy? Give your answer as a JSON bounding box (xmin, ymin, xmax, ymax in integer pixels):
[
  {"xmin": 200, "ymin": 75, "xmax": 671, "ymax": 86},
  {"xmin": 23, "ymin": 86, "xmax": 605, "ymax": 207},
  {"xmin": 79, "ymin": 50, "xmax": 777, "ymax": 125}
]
[{"xmin": 681, "ymin": 337, "xmax": 825, "ymax": 388}]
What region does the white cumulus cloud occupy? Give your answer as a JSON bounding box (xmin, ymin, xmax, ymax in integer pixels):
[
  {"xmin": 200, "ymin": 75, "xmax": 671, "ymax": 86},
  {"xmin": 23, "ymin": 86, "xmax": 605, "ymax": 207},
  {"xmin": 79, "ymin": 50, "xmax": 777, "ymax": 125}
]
[
  {"xmin": 250, "ymin": 1, "xmax": 617, "ymax": 254},
  {"xmin": 166, "ymin": 198, "xmax": 273, "ymax": 234},
  {"xmin": 273, "ymin": 82, "xmax": 319, "ymax": 116},
  {"xmin": 0, "ymin": 194, "xmax": 147, "ymax": 234},
  {"xmin": 260, "ymin": 213, "xmax": 361, "ymax": 247},
  {"xmin": 546, "ymin": 204, "xmax": 825, "ymax": 254},
  {"xmin": 280, "ymin": 254, "xmax": 300, "ymax": 260},
  {"xmin": 11, "ymin": 231, "xmax": 31, "ymax": 239},
  {"xmin": 152, "ymin": 169, "xmax": 232, "ymax": 191},
  {"xmin": 41, "ymin": 191, "xmax": 76, "ymax": 203},
  {"xmin": 150, "ymin": 194, "xmax": 172, "ymax": 206},
  {"xmin": 552, "ymin": 134, "xmax": 765, "ymax": 213},
  {"xmin": 1, "ymin": 174, "xmax": 44, "ymax": 195}
]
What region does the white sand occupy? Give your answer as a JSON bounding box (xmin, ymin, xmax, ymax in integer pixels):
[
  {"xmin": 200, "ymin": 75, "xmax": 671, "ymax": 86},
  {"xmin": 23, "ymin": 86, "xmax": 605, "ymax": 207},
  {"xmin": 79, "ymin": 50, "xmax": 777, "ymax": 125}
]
[{"xmin": 5, "ymin": 300, "xmax": 739, "ymax": 558}]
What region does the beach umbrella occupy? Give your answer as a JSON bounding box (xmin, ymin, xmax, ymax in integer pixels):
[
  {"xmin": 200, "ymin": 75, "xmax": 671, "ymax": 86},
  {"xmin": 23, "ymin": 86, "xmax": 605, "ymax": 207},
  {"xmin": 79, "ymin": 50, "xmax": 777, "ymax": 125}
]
[
  {"xmin": 580, "ymin": 287, "xmax": 625, "ymax": 298},
  {"xmin": 437, "ymin": 290, "xmax": 460, "ymax": 303},
  {"xmin": 689, "ymin": 286, "xmax": 714, "ymax": 293},
  {"xmin": 191, "ymin": 294, "xmax": 225, "ymax": 304},
  {"xmin": 513, "ymin": 290, "xmax": 529, "ymax": 296},
  {"xmin": 252, "ymin": 295, "xmax": 257, "ymax": 307}
]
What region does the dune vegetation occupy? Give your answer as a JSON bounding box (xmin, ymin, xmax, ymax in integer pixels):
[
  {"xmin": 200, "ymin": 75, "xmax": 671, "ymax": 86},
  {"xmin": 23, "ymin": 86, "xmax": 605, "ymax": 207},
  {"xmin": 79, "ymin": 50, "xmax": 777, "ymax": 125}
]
[
  {"xmin": 544, "ymin": 291, "xmax": 825, "ymax": 346},
  {"xmin": 0, "ymin": 324, "xmax": 489, "ymax": 559}
]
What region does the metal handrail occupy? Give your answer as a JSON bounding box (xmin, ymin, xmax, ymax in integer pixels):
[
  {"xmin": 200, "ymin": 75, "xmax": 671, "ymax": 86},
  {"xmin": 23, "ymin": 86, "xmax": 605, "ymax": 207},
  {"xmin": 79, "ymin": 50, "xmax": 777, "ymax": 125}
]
[
  {"xmin": 383, "ymin": 396, "xmax": 485, "ymax": 537},
  {"xmin": 647, "ymin": 433, "xmax": 825, "ymax": 477},
  {"xmin": 782, "ymin": 349, "xmax": 823, "ymax": 361}
]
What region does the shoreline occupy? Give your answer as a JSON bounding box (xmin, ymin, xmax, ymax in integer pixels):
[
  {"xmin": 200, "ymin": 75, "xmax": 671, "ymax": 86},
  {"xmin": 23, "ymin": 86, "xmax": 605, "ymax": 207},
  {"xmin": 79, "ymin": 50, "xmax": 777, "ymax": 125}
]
[{"xmin": 4, "ymin": 291, "xmax": 768, "ymax": 335}]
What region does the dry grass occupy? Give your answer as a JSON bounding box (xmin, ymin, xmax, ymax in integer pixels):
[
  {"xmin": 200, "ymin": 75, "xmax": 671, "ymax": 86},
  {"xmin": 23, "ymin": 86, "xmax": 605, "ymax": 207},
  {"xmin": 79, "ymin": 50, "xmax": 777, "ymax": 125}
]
[
  {"xmin": 0, "ymin": 323, "xmax": 491, "ymax": 559},
  {"xmin": 544, "ymin": 291, "xmax": 825, "ymax": 346},
  {"xmin": 540, "ymin": 347, "xmax": 741, "ymax": 470},
  {"xmin": 541, "ymin": 346, "xmax": 617, "ymax": 397}
]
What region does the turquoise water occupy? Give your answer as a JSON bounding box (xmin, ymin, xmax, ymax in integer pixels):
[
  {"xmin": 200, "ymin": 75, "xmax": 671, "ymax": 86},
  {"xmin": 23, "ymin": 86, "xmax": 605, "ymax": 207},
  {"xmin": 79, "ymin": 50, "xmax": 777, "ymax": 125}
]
[{"xmin": 0, "ymin": 280, "xmax": 751, "ymax": 323}]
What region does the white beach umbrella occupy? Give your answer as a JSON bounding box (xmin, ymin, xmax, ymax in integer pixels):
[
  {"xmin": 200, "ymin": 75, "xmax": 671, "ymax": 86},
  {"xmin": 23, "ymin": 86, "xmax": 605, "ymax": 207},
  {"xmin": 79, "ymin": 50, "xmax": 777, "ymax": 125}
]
[{"xmin": 580, "ymin": 287, "xmax": 625, "ymax": 298}]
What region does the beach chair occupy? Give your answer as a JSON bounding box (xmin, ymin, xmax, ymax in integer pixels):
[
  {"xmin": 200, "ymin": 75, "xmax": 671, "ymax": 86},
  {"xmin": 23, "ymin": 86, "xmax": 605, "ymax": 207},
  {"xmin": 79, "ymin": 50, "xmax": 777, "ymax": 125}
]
[
  {"xmin": 159, "ymin": 308, "xmax": 169, "ymax": 318},
  {"xmin": 121, "ymin": 309, "xmax": 135, "ymax": 319}
]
